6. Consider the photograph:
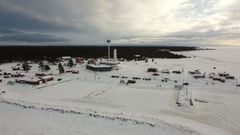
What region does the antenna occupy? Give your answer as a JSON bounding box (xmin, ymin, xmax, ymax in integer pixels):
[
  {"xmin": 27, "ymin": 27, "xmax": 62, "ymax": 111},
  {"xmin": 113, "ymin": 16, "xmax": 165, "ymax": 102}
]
[{"xmin": 107, "ymin": 40, "xmax": 111, "ymax": 62}]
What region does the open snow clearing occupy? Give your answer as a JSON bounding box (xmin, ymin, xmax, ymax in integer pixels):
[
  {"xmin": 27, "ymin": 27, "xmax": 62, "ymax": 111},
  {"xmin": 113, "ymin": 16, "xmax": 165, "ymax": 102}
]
[{"xmin": 1, "ymin": 47, "xmax": 240, "ymax": 135}]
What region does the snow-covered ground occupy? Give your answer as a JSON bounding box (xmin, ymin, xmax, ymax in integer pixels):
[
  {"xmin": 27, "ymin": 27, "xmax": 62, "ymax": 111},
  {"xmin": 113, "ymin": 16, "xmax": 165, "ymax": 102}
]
[{"xmin": 0, "ymin": 47, "xmax": 240, "ymax": 135}]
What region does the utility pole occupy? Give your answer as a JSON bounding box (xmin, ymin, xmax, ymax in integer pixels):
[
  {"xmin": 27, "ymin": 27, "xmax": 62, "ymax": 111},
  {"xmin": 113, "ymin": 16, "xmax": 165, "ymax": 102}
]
[
  {"xmin": 236, "ymin": 78, "xmax": 238, "ymax": 90},
  {"xmin": 94, "ymin": 72, "xmax": 97, "ymax": 80}
]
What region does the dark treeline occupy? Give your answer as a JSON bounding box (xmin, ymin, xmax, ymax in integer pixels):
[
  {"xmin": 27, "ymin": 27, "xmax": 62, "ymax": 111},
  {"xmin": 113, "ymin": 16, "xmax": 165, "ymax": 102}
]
[{"xmin": 0, "ymin": 46, "xmax": 198, "ymax": 63}]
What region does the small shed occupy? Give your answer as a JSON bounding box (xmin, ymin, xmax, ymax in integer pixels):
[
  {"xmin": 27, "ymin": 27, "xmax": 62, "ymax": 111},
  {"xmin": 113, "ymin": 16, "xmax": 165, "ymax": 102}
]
[
  {"xmin": 11, "ymin": 73, "xmax": 25, "ymax": 78},
  {"xmin": 218, "ymin": 72, "xmax": 230, "ymax": 77},
  {"xmin": 16, "ymin": 77, "xmax": 44, "ymax": 85},
  {"xmin": 36, "ymin": 72, "xmax": 53, "ymax": 77},
  {"xmin": 173, "ymin": 70, "xmax": 181, "ymax": 74},
  {"xmin": 189, "ymin": 70, "xmax": 201, "ymax": 75},
  {"xmin": 76, "ymin": 57, "xmax": 84, "ymax": 64},
  {"xmin": 12, "ymin": 66, "xmax": 21, "ymax": 71},
  {"xmin": 161, "ymin": 69, "xmax": 170, "ymax": 74},
  {"xmin": 40, "ymin": 76, "xmax": 54, "ymax": 82},
  {"xmin": 147, "ymin": 68, "xmax": 158, "ymax": 72},
  {"xmin": 194, "ymin": 74, "xmax": 205, "ymax": 79}
]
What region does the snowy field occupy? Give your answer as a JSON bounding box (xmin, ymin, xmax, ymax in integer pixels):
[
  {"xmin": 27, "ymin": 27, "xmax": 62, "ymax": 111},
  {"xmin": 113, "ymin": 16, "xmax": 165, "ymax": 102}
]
[{"xmin": 1, "ymin": 47, "xmax": 240, "ymax": 135}]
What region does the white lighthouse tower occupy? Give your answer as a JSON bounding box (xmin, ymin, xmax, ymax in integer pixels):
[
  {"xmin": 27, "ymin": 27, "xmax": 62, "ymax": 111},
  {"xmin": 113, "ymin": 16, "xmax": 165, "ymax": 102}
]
[{"xmin": 113, "ymin": 49, "xmax": 117, "ymax": 62}]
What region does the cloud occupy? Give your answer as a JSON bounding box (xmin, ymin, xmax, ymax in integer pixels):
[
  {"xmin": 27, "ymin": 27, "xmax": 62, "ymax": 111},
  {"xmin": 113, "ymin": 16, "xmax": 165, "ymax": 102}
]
[
  {"xmin": 0, "ymin": 27, "xmax": 22, "ymax": 34},
  {"xmin": 0, "ymin": 33, "xmax": 68, "ymax": 43},
  {"xmin": 0, "ymin": 0, "xmax": 239, "ymax": 46},
  {"xmin": 0, "ymin": 8, "xmax": 78, "ymax": 33}
]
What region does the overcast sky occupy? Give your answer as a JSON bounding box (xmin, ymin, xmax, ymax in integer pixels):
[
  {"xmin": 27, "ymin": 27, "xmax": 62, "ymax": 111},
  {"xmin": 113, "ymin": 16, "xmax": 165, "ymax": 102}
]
[{"xmin": 0, "ymin": 0, "xmax": 239, "ymax": 46}]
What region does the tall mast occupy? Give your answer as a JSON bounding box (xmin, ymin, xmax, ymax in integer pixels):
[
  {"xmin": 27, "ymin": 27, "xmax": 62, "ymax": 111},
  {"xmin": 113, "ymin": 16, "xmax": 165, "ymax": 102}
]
[{"xmin": 107, "ymin": 40, "xmax": 111, "ymax": 62}]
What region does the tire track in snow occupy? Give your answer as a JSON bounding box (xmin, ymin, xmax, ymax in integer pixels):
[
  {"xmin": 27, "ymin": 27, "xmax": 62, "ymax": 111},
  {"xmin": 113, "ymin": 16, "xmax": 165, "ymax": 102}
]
[{"xmin": 84, "ymin": 84, "xmax": 115, "ymax": 98}]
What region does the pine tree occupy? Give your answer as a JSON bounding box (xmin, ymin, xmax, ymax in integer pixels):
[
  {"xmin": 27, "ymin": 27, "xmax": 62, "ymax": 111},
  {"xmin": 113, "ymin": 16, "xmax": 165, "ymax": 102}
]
[
  {"xmin": 39, "ymin": 61, "xmax": 45, "ymax": 71},
  {"xmin": 22, "ymin": 61, "xmax": 31, "ymax": 71},
  {"xmin": 45, "ymin": 64, "xmax": 51, "ymax": 71},
  {"xmin": 145, "ymin": 58, "xmax": 148, "ymax": 63},
  {"xmin": 67, "ymin": 59, "xmax": 74, "ymax": 68},
  {"xmin": 58, "ymin": 63, "xmax": 65, "ymax": 74}
]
